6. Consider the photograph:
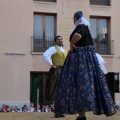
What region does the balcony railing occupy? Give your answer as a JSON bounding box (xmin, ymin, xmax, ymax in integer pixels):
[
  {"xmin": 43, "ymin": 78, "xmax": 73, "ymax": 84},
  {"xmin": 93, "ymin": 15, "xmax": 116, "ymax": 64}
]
[
  {"xmin": 31, "ymin": 36, "xmax": 54, "ymax": 52},
  {"xmin": 90, "ymin": 0, "xmax": 110, "ymax": 6},
  {"xmin": 93, "ymin": 39, "xmax": 114, "ymax": 55},
  {"xmin": 31, "ymin": 36, "xmax": 114, "ymax": 54},
  {"xmin": 33, "ymin": 0, "xmax": 56, "ymax": 2}
]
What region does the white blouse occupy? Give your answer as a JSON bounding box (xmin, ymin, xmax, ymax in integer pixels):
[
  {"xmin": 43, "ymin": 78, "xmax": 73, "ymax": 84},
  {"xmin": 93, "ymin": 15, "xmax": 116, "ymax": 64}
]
[
  {"xmin": 95, "ymin": 53, "xmax": 108, "ymax": 74},
  {"xmin": 42, "ymin": 45, "xmax": 66, "ymax": 66}
]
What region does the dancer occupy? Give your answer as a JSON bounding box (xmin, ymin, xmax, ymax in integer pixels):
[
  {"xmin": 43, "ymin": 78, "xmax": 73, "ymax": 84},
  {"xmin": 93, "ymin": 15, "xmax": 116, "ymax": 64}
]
[
  {"xmin": 54, "ymin": 11, "xmax": 116, "ymax": 120},
  {"xmin": 43, "ymin": 35, "xmax": 67, "ymax": 118}
]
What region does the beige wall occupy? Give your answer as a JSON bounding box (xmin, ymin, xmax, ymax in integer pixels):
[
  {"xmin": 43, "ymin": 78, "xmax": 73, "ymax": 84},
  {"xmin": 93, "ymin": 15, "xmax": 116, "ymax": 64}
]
[{"xmin": 0, "ymin": 0, "xmax": 120, "ymax": 107}]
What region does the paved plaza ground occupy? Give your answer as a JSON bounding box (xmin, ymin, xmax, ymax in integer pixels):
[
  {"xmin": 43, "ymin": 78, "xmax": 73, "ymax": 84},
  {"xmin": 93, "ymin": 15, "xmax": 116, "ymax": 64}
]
[{"xmin": 0, "ymin": 112, "xmax": 120, "ymax": 120}]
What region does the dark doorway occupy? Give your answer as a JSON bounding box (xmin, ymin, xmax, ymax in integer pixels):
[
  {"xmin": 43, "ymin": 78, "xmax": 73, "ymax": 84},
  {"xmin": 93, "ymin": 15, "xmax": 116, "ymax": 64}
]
[{"xmin": 30, "ymin": 72, "xmax": 53, "ymax": 105}]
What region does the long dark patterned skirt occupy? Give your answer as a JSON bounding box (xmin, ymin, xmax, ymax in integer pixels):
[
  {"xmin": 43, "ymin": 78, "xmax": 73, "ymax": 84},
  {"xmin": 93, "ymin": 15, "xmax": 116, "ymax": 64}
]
[
  {"xmin": 54, "ymin": 46, "xmax": 116, "ymax": 116},
  {"xmin": 45, "ymin": 67, "xmax": 62, "ymax": 100}
]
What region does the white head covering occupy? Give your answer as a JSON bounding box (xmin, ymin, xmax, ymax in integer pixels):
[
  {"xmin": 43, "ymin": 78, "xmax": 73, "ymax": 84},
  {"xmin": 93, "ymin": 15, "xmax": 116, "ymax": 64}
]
[
  {"xmin": 75, "ymin": 16, "xmax": 90, "ymax": 26},
  {"xmin": 74, "ymin": 11, "xmax": 90, "ymax": 26},
  {"xmin": 70, "ymin": 11, "xmax": 90, "ymax": 35}
]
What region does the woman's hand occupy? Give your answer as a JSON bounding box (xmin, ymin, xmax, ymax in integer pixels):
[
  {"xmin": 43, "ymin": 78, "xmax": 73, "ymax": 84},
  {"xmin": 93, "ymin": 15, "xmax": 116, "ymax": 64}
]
[
  {"xmin": 70, "ymin": 43, "xmax": 77, "ymax": 52},
  {"xmin": 51, "ymin": 65, "xmax": 57, "ymax": 69}
]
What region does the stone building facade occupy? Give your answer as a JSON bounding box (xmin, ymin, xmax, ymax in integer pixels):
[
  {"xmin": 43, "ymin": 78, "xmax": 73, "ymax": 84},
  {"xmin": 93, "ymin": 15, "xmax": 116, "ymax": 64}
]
[{"xmin": 0, "ymin": 0, "xmax": 120, "ymax": 107}]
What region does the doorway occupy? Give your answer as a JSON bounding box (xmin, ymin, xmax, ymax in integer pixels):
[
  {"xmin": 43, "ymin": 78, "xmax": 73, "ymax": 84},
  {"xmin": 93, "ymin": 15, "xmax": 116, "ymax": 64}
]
[{"xmin": 30, "ymin": 72, "xmax": 53, "ymax": 105}]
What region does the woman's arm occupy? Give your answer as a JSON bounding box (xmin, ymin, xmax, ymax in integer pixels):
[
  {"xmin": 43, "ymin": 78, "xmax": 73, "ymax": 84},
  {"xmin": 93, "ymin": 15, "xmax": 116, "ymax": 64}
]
[
  {"xmin": 70, "ymin": 33, "xmax": 82, "ymax": 52},
  {"xmin": 70, "ymin": 33, "xmax": 81, "ymax": 45}
]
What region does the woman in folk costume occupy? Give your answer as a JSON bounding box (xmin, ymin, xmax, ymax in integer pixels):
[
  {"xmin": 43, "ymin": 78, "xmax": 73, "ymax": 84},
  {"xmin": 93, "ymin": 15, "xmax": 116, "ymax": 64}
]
[
  {"xmin": 54, "ymin": 11, "xmax": 116, "ymax": 120},
  {"xmin": 42, "ymin": 35, "xmax": 67, "ymax": 118}
]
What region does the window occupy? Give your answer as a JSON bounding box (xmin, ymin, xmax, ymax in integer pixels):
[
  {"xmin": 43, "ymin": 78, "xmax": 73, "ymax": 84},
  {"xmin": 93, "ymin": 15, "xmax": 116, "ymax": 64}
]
[
  {"xmin": 90, "ymin": 0, "xmax": 110, "ymax": 6},
  {"xmin": 32, "ymin": 13, "xmax": 56, "ymax": 52},
  {"xmin": 33, "ymin": 0, "xmax": 57, "ymax": 2},
  {"xmin": 90, "ymin": 17, "xmax": 113, "ymax": 55}
]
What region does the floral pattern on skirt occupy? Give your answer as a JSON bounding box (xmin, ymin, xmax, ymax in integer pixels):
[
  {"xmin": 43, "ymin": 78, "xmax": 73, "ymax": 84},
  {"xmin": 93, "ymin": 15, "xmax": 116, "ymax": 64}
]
[{"xmin": 54, "ymin": 46, "xmax": 116, "ymax": 116}]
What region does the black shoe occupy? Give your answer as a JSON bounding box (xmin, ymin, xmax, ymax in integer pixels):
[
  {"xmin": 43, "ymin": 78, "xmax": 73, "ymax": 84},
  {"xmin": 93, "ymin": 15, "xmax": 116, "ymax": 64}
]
[
  {"xmin": 54, "ymin": 113, "xmax": 60, "ymax": 118},
  {"xmin": 76, "ymin": 116, "xmax": 86, "ymax": 120},
  {"xmin": 54, "ymin": 113, "xmax": 65, "ymax": 118},
  {"xmin": 60, "ymin": 114, "xmax": 65, "ymax": 117}
]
